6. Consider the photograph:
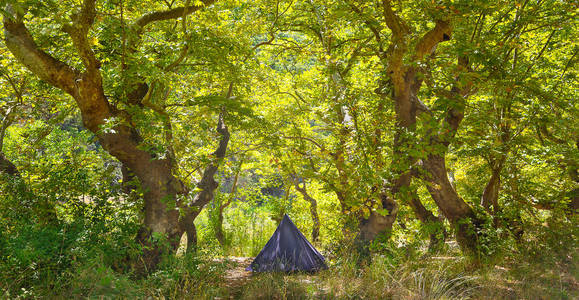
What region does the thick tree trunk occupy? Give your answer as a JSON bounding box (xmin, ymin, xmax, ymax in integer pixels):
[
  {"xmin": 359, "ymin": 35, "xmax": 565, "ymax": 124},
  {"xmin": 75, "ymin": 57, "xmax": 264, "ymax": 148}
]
[
  {"xmin": 376, "ymin": 6, "xmax": 483, "ymax": 254},
  {"xmin": 359, "ymin": 1, "xmax": 484, "ymax": 254},
  {"xmin": 355, "ymin": 64, "xmax": 415, "ymax": 245},
  {"xmin": 179, "ymin": 213, "xmax": 197, "ymax": 252},
  {"xmin": 3, "ymin": 1, "xmax": 220, "ymax": 272},
  {"xmin": 364, "ymin": 16, "xmax": 447, "ymax": 243},
  {"xmin": 104, "ymin": 129, "xmax": 184, "ymax": 270},
  {"xmin": 356, "ymin": 86, "xmax": 414, "ymax": 243},
  {"xmin": 5, "ymin": 14, "xmax": 185, "ymax": 271},
  {"xmin": 357, "ymin": 192, "xmax": 398, "ymax": 243},
  {"xmin": 354, "ymin": 64, "xmax": 418, "ymax": 245},
  {"xmin": 423, "ymin": 154, "xmax": 482, "ymax": 253},
  {"xmin": 78, "ymin": 87, "xmax": 184, "ymax": 267},
  {"xmin": 415, "ymin": 53, "xmax": 485, "ymax": 254}
]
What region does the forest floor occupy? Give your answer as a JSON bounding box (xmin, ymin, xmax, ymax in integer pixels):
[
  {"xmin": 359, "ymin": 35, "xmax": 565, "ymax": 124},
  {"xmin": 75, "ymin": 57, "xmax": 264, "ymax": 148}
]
[
  {"xmin": 215, "ymin": 256, "xmax": 253, "ymax": 297},
  {"xmin": 213, "ymin": 257, "xmax": 329, "ymax": 299},
  {"xmin": 208, "ymin": 253, "xmax": 578, "ymax": 300}
]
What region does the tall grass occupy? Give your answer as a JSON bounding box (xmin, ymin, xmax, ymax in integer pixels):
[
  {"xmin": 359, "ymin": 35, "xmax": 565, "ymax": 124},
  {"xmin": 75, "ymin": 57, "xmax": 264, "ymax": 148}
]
[
  {"xmin": 195, "ymin": 200, "xmax": 278, "ymax": 257},
  {"xmin": 1, "ymin": 250, "xmax": 228, "ymax": 299},
  {"xmin": 238, "ymin": 239, "xmax": 577, "ymax": 300},
  {"xmin": 237, "ymin": 250, "xmax": 478, "ymax": 300},
  {"xmin": 317, "ymin": 253, "xmax": 477, "ymax": 300},
  {"xmin": 3, "ymin": 238, "xmax": 576, "ymax": 299},
  {"xmin": 241, "ymin": 272, "xmax": 312, "ymax": 300}
]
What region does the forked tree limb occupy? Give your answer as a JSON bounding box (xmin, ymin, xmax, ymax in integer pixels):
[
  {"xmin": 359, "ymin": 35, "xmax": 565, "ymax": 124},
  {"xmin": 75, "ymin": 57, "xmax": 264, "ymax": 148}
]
[
  {"xmin": 134, "ymin": 0, "xmax": 217, "ymax": 29},
  {"xmin": 3, "ymin": 13, "xmax": 79, "ymax": 96}
]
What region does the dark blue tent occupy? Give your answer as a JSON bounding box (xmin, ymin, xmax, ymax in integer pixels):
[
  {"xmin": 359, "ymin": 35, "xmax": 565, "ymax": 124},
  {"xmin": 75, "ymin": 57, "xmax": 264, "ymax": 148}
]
[{"xmin": 247, "ymin": 214, "xmax": 328, "ymax": 272}]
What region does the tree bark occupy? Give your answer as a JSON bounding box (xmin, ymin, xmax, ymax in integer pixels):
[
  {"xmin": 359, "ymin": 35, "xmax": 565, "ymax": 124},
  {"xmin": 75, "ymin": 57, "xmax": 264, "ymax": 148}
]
[
  {"xmin": 407, "ymin": 192, "xmax": 446, "ymax": 252},
  {"xmin": 422, "ymin": 154, "xmax": 482, "ymax": 253},
  {"xmin": 415, "ymin": 52, "xmax": 487, "ymax": 254},
  {"xmin": 215, "ymin": 205, "xmax": 226, "ymax": 247},
  {"xmin": 293, "ymin": 180, "xmax": 321, "ymax": 243},
  {"xmin": 3, "ymin": 1, "xmax": 219, "ymax": 271},
  {"xmin": 179, "ymin": 111, "xmax": 230, "ymax": 253},
  {"xmin": 357, "ymin": 192, "xmax": 398, "ymax": 243},
  {"xmin": 352, "ymin": 0, "xmax": 487, "ymax": 254},
  {"xmin": 351, "ymin": 3, "xmax": 453, "ymax": 247},
  {"xmin": 481, "ymin": 167, "xmax": 502, "ymax": 215}
]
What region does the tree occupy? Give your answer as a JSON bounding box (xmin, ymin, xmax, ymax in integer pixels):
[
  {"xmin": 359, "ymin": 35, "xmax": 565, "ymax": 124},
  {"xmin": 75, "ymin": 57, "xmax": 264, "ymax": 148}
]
[
  {"xmin": 2, "ymin": 0, "xmax": 234, "ymax": 270},
  {"xmin": 340, "ymin": 0, "xmax": 478, "ymax": 251},
  {"xmin": 341, "ymin": 0, "xmax": 576, "ymax": 254},
  {"xmin": 252, "ymin": 0, "xmax": 401, "ymax": 244}
]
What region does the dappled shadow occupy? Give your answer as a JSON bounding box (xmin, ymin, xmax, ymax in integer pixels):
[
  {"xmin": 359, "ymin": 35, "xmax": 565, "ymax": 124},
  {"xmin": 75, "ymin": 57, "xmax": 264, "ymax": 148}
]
[{"xmin": 213, "ymin": 257, "xmax": 253, "ymax": 299}]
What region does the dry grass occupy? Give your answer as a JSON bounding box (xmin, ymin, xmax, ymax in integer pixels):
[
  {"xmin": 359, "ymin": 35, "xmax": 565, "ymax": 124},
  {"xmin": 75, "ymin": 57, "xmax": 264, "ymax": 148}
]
[
  {"xmin": 7, "ymin": 239, "xmax": 574, "ymax": 299},
  {"xmin": 234, "ymin": 247, "xmax": 577, "ymax": 300},
  {"xmin": 317, "ymin": 255, "xmax": 477, "ymax": 300},
  {"xmin": 237, "ymin": 254, "xmax": 477, "ymax": 300}
]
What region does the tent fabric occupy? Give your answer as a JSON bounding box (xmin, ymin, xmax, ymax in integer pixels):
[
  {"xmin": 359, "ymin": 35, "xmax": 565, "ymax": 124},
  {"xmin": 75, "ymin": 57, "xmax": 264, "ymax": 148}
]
[{"xmin": 247, "ymin": 214, "xmax": 328, "ymax": 272}]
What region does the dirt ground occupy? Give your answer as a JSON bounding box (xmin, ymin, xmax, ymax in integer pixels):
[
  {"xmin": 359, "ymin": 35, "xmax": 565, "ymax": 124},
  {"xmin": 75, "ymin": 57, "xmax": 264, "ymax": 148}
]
[
  {"xmin": 212, "ymin": 257, "xmax": 329, "ymax": 299},
  {"xmin": 213, "ymin": 257, "xmax": 254, "ymax": 299},
  {"xmin": 222, "ymin": 257, "xmax": 254, "ymax": 288}
]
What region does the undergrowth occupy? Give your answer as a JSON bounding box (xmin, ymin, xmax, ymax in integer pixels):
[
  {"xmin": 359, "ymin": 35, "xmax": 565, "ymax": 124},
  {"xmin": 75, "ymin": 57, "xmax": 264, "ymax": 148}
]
[
  {"xmin": 1, "ymin": 235, "xmax": 576, "ymax": 299},
  {"xmin": 1, "ymin": 178, "xmax": 575, "ymax": 299}
]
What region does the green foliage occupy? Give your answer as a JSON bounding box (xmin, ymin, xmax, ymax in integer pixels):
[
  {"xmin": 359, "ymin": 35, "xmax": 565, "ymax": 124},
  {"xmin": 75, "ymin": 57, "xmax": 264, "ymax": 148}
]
[
  {"xmin": 0, "ymin": 0, "xmax": 577, "ymax": 297},
  {"xmin": 0, "ymin": 189, "xmax": 141, "ymax": 298}
]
